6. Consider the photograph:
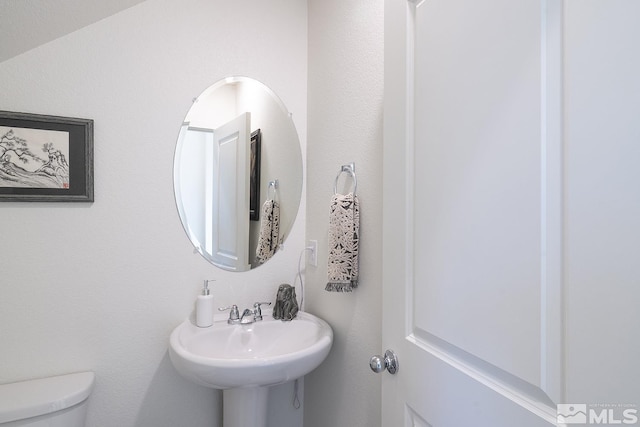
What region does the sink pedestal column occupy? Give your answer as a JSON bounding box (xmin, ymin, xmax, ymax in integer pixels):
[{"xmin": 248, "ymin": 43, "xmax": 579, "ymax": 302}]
[{"xmin": 223, "ymin": 387, "xmax": 269, "ymax": 427}]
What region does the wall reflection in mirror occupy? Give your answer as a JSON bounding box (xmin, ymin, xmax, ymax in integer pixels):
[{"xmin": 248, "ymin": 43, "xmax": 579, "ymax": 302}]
[{"xmin": 173, "ymin": 77, "xmax": 302, "ymax": 271}]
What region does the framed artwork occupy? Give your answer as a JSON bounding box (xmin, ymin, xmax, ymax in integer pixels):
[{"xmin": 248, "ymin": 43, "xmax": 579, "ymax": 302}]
[
  {"xmin": 249, "ymin": 128, "xmax": 261, "ymax": 221},
  {"xmin": 0, "ymin": 111, "xmax": 94, "ymax": 202}
]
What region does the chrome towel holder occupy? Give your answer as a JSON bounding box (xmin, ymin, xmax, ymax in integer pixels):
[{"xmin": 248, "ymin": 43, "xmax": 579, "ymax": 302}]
[{"xmin": 333, "ymin": 162, "xmax": 357, "ymax": 196}]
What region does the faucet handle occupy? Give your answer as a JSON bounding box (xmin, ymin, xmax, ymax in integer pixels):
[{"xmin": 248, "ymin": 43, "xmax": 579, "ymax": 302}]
[
  {"xmin": 218, "ymin": 304, "xmax": 240, "ymax": 323},
  {"xmin": 253, "ymin": 302, "xmax": 272, "ymax": 321},
  {"xmin": 254, "ymin": 301, "xmax": 272, "ymax": 308}
]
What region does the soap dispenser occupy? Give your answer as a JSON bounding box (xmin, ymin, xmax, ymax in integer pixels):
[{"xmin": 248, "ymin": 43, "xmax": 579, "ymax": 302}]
[{"xmin": 196, "ymin": 280, "xmax": 214, "ymax": 327}]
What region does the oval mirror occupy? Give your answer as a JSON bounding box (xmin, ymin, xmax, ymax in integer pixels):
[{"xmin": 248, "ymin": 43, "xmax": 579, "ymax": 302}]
[{"xmin": 173, "ymin": 77, "xmax": 303, "ymax": 272}]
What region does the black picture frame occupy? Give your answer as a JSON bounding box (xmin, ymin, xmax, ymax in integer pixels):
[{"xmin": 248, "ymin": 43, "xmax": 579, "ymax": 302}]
[
  {"xmin": 0, "ymin": 111, "xmax": 94, "ymax": 202},
  {"xmin": 249, "ymin": 129, "xmax": 261, "ymax": 221}
]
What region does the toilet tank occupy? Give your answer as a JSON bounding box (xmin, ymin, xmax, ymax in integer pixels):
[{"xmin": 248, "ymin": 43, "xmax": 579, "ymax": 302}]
[{"xmin": 0, "ymin": 372, "xmax": 94, "ymax": 427}]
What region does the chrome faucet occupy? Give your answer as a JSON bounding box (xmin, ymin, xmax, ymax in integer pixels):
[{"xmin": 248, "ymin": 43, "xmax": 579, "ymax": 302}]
[
  {"xmin": 220, "ymin": 302, "xmax": 272, "ymax": 325},
  {"xmin": 240, "ymin": 308, "xmax": 254, "ymax": 324}
]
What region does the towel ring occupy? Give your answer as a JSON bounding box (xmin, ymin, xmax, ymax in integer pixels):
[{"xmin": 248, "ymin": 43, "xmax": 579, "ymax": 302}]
[
  {"xmin": 333, "ymin": 163, "xmax": 357, "ymax": 196},
  {"xmin": 268, "ymin": 179, "xmax": 279, "ymax": 200}
]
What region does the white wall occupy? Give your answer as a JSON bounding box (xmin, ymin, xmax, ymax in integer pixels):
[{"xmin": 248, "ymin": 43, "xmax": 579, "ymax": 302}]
[
  {"xmin": 0, "ymin": 1, "xmax": 307, "ymax": 426},
  {"xmin": 305, "ymin": 0, "xmax": 384, "ymax": 426}
]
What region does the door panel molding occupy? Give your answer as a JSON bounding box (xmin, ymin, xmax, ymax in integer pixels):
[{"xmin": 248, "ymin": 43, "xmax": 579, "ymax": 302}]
[
  {"xmin": 403, "ymin": 0, "xmax": 564, "ymax": 414},
  {"xmin": 539, "ymin": 0, "xmax": 564, "ymax": 404},
  {"xmin": 408, "ymin": 330, "xmax": 557, "ymax": 421},
  {"xmin": 405, "ymin": 404, "xmax": 433, "ymax": 427}
]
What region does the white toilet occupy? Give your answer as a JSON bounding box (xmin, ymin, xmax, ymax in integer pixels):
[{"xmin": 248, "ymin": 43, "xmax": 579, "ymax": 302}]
[{"xmin": 0, "ymin": 372, "xmax": 94, "ymax": 427}]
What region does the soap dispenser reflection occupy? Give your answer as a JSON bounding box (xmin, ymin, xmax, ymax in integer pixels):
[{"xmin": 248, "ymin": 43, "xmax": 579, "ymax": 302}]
[{"xmin": 196, "ymin": 280, "xmax": 214, "ymax": 327}]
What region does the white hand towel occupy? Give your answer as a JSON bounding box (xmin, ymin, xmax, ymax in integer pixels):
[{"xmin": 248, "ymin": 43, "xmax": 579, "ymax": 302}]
[
  {"xmin": 326, "ymin": 192, "xmax": 360, "ymax": 292},
  {"xmin": 256, "ymin": 199, "xmax": 280, "ymax": 264}
]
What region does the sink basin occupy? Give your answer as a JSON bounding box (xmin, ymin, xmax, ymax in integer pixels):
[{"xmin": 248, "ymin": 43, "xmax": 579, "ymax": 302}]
[{"xmin": 168, "ymin": 310, "xmax": 333, "ymax": 389}]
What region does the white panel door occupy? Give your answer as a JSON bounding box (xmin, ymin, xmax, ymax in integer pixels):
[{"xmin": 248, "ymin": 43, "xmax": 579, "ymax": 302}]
[
  {"xmin": 383, "ymin": 1, "xmax": 640, "ymax": 426},
  {"xmin": 210, "ymin": 112, "xmax": 251, "ymax": 272},
  {"xmin": 383, "ymin": 0, "xmax": 562, "ymax": 425}
]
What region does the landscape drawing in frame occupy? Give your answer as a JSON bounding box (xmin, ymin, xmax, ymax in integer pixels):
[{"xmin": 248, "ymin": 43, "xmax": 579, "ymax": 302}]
[{"xmin": 0, "ymin": 111, "xmax": 94, "ymax": 202}]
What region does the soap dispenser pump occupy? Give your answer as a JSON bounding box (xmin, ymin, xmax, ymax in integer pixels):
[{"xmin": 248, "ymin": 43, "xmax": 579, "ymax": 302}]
[{"xmin": 196, "ymin": 280, "xmax": 214, "ymax": 327}]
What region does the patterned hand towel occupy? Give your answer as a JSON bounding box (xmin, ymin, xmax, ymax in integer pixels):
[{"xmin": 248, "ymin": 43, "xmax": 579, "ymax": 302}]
[
  {"xmin": 326, "ymin": 192, "xmax": 360, "ymax": 292},
  {"xmin": 256, "ymin": 199, "xmax": 280, "ymax": 264}
]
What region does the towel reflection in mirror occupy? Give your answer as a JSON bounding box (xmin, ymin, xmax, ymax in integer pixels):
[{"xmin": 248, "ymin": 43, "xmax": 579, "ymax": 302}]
[{"xmin": 256, "ymin": 196, "xmax": 280, "ymax": 264}]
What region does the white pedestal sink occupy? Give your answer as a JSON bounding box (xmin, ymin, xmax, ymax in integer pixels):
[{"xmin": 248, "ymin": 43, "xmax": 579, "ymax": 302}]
[{"xmin": 168, "ymin": 310, "xmax": 333, "ymax": 427}]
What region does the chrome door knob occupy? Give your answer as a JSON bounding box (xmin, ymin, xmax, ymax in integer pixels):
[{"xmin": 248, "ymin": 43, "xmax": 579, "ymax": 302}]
[{"xmin": 369, "ymin": 349, "xmax": 399, "ymax": 374}]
